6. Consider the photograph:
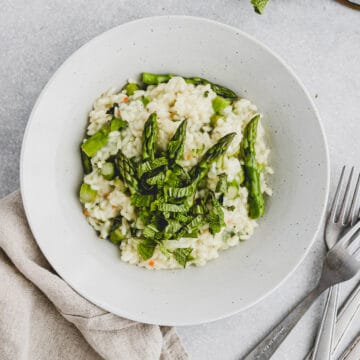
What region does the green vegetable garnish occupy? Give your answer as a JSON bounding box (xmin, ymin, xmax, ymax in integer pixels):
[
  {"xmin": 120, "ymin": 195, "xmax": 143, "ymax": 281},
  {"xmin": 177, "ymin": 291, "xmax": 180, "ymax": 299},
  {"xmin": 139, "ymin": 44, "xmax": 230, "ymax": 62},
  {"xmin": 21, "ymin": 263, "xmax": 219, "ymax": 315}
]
[
  {"xmin": 80, "ymin": 74, "xmax": 270, "ymax": 269},
  {"xmin": 109, "ymin": 229, "xmax": 126, "ymax": 244},
  {"xmin": 190, "ymin": 132, "xmax": 236, "ymax": 181},
  {"xmin": 210, "ymin": 114, "xmax": 222, "ymax": 127},
  {"xmin": 123, "ymin": 82, "xmax": 140, "ymax": 95},
  {"xmin": 131, "ymin": 194, "xmax": 155, "ymax": 207},
  {"xmin": 115, "ymin": 124, "xmax": 235, "ymax": 265},
  {"xmin": 141, "ymin": 96, "xmax": 150, "ymax": 107},
  {"xmin": 110, "ymin": 117, "xmax": 128, "ymax": 132},
  {"xmin": 212, "ymin": 96, "xmax": 231, "ymax": 114},
  {"xmin": 137, "ymin": 239, "xmax": 156, "ymax": 260},
  {"xmin": 79, "ymin": 183, "xmax": 97, "ymax": 203},
  {"xmin": 115, "ymin": 150, "xmax": 139, "ymax": 194},
  {"xmin": 80, "ymin": 148, "xmax": 92, "ymax": 174},
  {"xmin": 167, "ymin": 120, "xmax": 187, "ymax": 164},
  {"xmin": 142, "ymin": 73, "xmax": 173, "ymax": 85},
  {"xmin": 137, "ymin": 157, "xmax": 168, "ymax": 178},
  {"xmin": 251, "ymin": 0, "xmax": 269, "ymax": 14},
  {"xmin": 173, "ymin": 248, "xmax": 194, "ymax": 268},
  {"xmin": 81, "ymin": 124, "xmax": 110, "ymax": 157},
  {"xmin": 241, "ymin": 115, "xmax": 265, "ymax": 218},
  {"xmin": 141, "ymin": 113, "xmax": 158, "ymax": 161},
  {"xmin": 142, "ymin": 73, "xmax": 237, "ymax": 99},
  {"xmin": 101, "ymin": 162, "xmax": 115, "ymax": 180},
  {"xmin": 216, "ymin": 173, "xmax": 228, "ymax": 193}
]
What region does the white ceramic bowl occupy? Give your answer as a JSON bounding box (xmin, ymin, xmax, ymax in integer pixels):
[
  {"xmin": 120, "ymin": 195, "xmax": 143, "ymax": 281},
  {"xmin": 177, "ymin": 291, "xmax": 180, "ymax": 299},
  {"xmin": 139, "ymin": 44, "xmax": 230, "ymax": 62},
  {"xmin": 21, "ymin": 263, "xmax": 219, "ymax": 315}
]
[{"xmin": 21, "ymin": 16, "xmax": 329, "ymax": 325}]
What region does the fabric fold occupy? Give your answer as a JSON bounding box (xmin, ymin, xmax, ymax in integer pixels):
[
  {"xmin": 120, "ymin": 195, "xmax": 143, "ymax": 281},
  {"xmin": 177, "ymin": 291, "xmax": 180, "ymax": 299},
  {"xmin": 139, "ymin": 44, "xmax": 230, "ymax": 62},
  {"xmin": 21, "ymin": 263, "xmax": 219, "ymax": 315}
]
[{"xmin": 0, "ymin": 191, "xmax": 188, "ymax": 360}]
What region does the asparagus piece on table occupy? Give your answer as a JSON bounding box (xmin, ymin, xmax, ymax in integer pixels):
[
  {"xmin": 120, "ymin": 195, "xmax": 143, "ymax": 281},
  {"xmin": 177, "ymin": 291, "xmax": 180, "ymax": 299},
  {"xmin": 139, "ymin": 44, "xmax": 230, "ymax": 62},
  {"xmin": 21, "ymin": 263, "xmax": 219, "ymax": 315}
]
[{"xmin": 241, "ymin": 114, "xmax": 265, "ymax": 219}]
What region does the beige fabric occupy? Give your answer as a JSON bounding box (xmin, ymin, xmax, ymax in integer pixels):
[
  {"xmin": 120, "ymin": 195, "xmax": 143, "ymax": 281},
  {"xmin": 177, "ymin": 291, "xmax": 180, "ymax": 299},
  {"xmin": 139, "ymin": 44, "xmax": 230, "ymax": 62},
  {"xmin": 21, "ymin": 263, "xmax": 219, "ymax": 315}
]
[{"xmin": 0, "ymin": 191, "xmax": 188, "ymax": 360}]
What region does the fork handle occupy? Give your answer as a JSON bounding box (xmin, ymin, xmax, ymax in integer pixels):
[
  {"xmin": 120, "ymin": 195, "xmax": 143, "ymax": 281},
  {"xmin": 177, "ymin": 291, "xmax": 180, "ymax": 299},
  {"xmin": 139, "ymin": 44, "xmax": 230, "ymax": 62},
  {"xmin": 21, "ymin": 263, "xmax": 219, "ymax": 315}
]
[
  {"xmin": 243, "ymin": 285, "xmax": 325, "ymax": 360},
  {"xmin": 311, "ymin": 285, "xmax": 339, "ymax": 360}
]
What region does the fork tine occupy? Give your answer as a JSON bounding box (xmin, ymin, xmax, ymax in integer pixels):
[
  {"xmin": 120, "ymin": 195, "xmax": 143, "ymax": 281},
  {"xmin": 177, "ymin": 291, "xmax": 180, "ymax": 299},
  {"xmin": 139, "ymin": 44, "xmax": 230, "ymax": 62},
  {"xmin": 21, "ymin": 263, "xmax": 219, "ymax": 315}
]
[
  {"xmin": 353, "ymin": 246, "xmax": 360, "ymax": 261},
  {"xmin": 349, "ymin": 172, "xmax": 360, "ymax": 226},
  {"xmin": 338, "ymin": 167, "xmax": 354, "ymax": 225},
  {"xmin": 330, "ymin": 166, "xmax": 346, "ymax": 221},
  {"xmin": 348, "ymin": 239, "xmax": 360, "ymax": 260},
  {"xmin": 336, "ymin": 220, "xmax": 360, "ymax": 249},
  {"xmin": 347, "ymin": 230, "xmax": 360, "ymax": 254}
]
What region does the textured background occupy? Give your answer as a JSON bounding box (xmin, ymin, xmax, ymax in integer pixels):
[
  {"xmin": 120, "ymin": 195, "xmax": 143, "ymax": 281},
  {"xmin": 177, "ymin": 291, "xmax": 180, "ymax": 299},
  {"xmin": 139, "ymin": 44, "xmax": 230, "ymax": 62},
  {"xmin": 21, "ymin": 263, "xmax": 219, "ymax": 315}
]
[{"xmin": 1, "ymin": 0, "xmax": 359, "ymax": 359}]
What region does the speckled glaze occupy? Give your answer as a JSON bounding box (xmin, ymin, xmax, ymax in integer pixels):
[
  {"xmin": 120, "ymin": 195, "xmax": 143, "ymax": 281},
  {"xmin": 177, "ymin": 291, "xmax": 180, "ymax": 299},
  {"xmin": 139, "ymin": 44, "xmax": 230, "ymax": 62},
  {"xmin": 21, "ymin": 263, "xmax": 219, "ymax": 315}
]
[{"xmin": 20, "ymin": 16, "xmax": 329, "ymax": 326}]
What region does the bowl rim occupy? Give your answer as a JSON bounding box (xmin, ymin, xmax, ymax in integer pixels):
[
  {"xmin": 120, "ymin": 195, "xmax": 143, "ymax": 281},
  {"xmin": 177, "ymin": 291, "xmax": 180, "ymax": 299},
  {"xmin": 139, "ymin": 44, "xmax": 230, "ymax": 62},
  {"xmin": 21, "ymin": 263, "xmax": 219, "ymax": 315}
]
[{"xmin": 20, "ymin": 15, "xmax": 330, "ymax": 325}]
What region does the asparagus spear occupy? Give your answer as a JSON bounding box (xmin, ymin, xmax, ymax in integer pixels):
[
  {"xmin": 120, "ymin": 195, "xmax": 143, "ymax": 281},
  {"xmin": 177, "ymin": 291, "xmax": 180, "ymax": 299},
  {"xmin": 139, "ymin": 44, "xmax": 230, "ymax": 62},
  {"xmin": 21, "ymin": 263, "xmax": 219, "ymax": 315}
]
[
  {"xmin": 122, "ymin": 82, "xmax": 140, "ymax": 95},
  {"xmin": 115, "ymin": 150, "xmax": 139, "ymax": 193},
  {"xmin": 190, "ymin": 132, "xmax": 236, "ymax": 180},
  {"xmin": 167, "ymin": 120, "xmax": 187, "ymax": 163},
  {"xmin": 212, "ymin": 96, "xmax": 231, "ymax": 113},
  {"xmin": 142, "ymin": 73, "xmax": 173, "ymax": 85},
  {"xmin": 79, "ymin": 183, "xmax": 97, "ymax": 203},
  {"xmin": 81, "ymin": 124, "xmax": 110, "ymax": 157},
  {"xmin": 185, "ymin": 77, "xmax": 238, "ymax": 100},
  {"xmin": 141, "ymin": 73, "xmax": 238, "ymax": 99},
  {"xmin": 80, "ymin": 148, "xmax": 92, "ymax": 174},
  {"xmin": 141, "ymin": 113, "xmax": 158, "ymax": 161},
  {"xmin": 241, "ymin": 115, "xmax": 265, "ymax": 219},
  {"xmin": 101, "ymin": 162, "xmax": 115, "ymax": 180}
]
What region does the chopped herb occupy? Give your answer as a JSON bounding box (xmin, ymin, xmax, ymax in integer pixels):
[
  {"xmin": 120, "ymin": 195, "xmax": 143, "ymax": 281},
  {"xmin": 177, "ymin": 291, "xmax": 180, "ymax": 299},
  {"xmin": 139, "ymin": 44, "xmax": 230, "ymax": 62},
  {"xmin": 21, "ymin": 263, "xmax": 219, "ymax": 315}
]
[
  {"xmin": 204, "ymin": 90, "xmax": 209, "ymax": 98},
  {"xmin": 137, "ymin": 239, "xmax": 156, "ymax": 260},
  {"xmin": 156, "ymin": 241, "xmax": 171, "ymax": 259},
  {"xmin": 141, "ymin": 96, "xmax": 150, "ymax": 107},
  {"xmin": 173, "ymin": 247, "xmax": 194, "ymax": 268},
  {"xmin": 131, "ymin": 194, "xmax": 155, "ymax": 207},
  {"xmin": 216, "ymin": 173, "xmax": 228, "ymax": 193},
  {"xmin": 137, "ymin": 157, "xmax": 168, "ymax": 178},
  {"xmin": 110, "ymin": 117, "xmax": 128, "ymax": 132}
]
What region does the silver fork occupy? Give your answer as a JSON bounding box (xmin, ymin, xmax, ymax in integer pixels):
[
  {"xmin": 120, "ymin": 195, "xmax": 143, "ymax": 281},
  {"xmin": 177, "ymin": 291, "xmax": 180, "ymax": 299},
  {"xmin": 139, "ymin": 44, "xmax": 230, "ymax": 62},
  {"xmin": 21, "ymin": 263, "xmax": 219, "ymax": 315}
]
[
  {"xmin": 311, "ymin": 167, "xmax": 360, "ymax": 360},
  {"xmin": 243, "ymin": 216, "xmax": 360, "ymax": 359}
]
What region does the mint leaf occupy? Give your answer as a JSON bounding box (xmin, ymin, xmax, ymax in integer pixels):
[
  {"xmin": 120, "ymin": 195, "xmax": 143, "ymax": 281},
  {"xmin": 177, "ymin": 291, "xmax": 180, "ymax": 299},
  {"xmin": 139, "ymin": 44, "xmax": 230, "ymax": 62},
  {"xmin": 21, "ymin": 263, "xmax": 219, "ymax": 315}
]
[
  {"xmin": 173, "ymin": 247, "xmax": 194, "ymax": 268},
  {"xmin": 137, "ymin": 239, "xmax": 156, "ymax": 260},
  {"xmin": 251, "ymin": 0, "xmax": 269, "ymax": 14},
  {"xmin": 156, "ymin": 241, "xmax": 171, "ymax": 260}
]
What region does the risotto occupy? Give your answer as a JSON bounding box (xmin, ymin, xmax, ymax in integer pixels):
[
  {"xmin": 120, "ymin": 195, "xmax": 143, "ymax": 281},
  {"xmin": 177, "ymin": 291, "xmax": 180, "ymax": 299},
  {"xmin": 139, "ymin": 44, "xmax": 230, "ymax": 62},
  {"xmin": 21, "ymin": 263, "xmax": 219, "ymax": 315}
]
[{"xmin": 79, "ymin": 73, "xmax": 272, "ymax": 269}]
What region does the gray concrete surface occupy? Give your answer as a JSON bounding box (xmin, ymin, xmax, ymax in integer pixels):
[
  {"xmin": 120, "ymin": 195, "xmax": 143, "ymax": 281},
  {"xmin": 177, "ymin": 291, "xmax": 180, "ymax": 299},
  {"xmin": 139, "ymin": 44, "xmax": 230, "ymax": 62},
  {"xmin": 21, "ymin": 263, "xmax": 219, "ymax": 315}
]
[{"xmin": 1, "ymin": 0, "xmax": 359, "ymax": 359}]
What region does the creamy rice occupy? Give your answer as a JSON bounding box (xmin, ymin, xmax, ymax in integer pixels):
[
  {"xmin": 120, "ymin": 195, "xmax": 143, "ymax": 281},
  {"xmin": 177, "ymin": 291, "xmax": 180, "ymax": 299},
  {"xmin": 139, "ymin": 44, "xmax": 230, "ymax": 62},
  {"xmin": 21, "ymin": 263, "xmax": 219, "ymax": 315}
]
[{"xmin": 80, "ymin": 76, "xmax": 272, "ymax": 269}]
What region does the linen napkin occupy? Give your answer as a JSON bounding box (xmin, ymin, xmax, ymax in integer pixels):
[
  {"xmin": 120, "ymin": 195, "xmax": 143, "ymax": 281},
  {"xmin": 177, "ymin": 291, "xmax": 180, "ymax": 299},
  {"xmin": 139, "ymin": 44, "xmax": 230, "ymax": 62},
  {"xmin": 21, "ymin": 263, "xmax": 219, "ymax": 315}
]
[{"xmin": 0, "ymin": 191, "xmax": 188, "ymax": 360}]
